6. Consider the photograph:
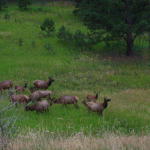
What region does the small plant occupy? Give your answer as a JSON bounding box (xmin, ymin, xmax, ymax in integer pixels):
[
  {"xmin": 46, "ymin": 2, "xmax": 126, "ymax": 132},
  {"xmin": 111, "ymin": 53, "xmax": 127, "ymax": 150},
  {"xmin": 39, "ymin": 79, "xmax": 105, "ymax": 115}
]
[
  {"xmin": 18, "ymin": 38, "xmax": 23, "ymax": 46},
  {"xmin": 3, "ymin": 12, "xmax": 10, "ymax": 20},
  {"xmin": 31, "ymin": 40, "xmax": 36, "ymax": 48},
  {"xmin": 57, "ymin": 25, "xmax": 73, "ymax": 42},
  {"xmin": 40, "ymin": 18, "xmax": 55, "ymax": 36},
  {"xmin": 0, "ymin": 0, "xmax": 7, "ymax": 11},
  {"xmin": 73, "ymin": 30, "xmax": 87, "ymax": 49},
  {"xmin": 18, "ymin": 0, "xmax": 32, "ymax": 10},
  {"xmin": 44, "ymin": 43, "xmax": 54, "ymax": 54}
]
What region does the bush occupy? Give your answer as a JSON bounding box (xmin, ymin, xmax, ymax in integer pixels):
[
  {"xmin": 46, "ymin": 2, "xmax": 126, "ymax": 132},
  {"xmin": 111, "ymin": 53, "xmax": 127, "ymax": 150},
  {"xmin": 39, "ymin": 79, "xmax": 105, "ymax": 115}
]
[
  {"xmin": 73, "ymin": 30, "xmax": 87, "ymax": 49},
  {"xmin": 57, "ymin": 25, "xmax": 73, "ymax": 43},
  {"xmin": 44, "ymin": 43, "xmax": 55, "ymax": 54},
  {"xmin": 40, "ymin": 18, "xmax": 55, "ymax": 36},
  {"xmin": 18, "ymin": 38, "xmax": 23, "ymax": 46},
  {"xmin": 0, "ymin": 0, "xmax": 7, "ymax": 11},
  {"xmin": 3, "ymin": 12, "xmax": 10, "ymax": 20},
  {"xmin": 57, "ymin": 26, "xmax": 100, "ymax": 50},
  {"xmin": 31, "ymin": 40, "xmax": 36, "ymax": 48},
  {"xmin": 18, "ymin": 0, "xmax": 32, "ymax": 10}
]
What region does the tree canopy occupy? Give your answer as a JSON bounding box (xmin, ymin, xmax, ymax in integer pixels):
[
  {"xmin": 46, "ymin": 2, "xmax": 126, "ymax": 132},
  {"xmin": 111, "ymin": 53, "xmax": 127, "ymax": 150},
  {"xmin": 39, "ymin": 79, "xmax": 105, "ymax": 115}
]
[{"xmin": 75, "ymin": 0, "xmax": 150, "ymax": 56}]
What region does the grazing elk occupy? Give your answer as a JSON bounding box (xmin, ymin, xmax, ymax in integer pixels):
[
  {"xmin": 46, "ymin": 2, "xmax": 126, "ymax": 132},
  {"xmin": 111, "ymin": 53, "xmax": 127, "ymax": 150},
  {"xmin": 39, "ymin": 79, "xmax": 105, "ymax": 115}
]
[
  {"xmin": 82, "ymin": 97, "xmax": 111, "ymax": 116},
  {"xmin": 0, "ymin": 80, "xmax": 13, "ymax": 92},
  {"xmin": 29, "ymin": 90, "xmax": 52, "ymax": 101},
  {"xmin": 53, "ymin": 95, "xmax": 79, "ymax": 108},
  {"xmin": 86, "ymin": 93, "xmax": 99, "ymax": 102},
  {"xmin": 15, "ymin": 82, "xmax": 28, "ymax": 92},
  {"xmin": 33, "ymin": 77, "xmax": 54, "ymax": 90},
  {"xmin": 25, "ymin": 100, "xmax": 50, "ymax": 112},
  {"xmin": 10, "ymin": 94, "xmax": 30, "ymax": 105}
]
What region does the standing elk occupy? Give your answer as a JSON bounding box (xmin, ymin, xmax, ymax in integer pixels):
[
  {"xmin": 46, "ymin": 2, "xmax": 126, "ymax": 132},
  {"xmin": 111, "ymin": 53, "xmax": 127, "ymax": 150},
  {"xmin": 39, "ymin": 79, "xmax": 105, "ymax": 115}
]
[
  {"xmin": 32, "ymin": 77, "xmax": 54, "ymax": 90},
  {"xmin": 82, "ymin": 97, "xmax": 111, "ymax": 116}
]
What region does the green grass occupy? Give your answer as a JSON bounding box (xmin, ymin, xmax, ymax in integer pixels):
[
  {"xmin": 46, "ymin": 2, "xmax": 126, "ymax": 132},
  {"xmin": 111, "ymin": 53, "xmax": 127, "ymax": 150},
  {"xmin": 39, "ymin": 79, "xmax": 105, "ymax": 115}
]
[{"xmin": 0, "ymin": 2, "xmax": 150, "ymax": 137}]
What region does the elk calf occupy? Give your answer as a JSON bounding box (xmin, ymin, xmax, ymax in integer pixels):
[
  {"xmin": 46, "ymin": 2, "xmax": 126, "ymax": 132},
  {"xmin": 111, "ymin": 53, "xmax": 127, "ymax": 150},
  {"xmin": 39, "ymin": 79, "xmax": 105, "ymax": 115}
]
[{"xmin": 33, "ymin": 77, "xmax": 54, "ymax": 90}]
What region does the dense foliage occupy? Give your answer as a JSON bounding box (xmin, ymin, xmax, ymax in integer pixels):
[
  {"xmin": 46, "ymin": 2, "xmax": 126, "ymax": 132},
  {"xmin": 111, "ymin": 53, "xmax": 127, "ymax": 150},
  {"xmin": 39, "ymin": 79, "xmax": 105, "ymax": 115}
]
[
  {"xmin": 75, "ymin": 0, "xmax": 150, "ymax": 56},
  {"xmin": 0, "ymin": 0, "xmax": 7, "ymax": 11},
  {"xmin": 40, "ymin": 18, "xmax": 55, "ymax": 36},
  {"xmin": 18, "ymin": 0, "xmax": 32, "ymax": 10}
]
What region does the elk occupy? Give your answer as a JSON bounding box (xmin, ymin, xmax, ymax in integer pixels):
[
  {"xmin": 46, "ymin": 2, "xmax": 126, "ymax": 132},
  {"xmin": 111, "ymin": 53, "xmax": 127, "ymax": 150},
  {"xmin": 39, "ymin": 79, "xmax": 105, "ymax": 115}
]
[
  {"xmin": 15, "ymin": 82, "xmax": 28, "ymax": 92},
  {"xmin": 29, "ymin": 90, "xmax": 52, "ymax": 101},
  {"xmin": 82, "ymin": 97, "xmax": 111, "ymax": 116},
  {"xmin": 25, "ymin": 100, "xmax": 50, "ymax": 112},
  {"xmin": 33, "ymin": 77, "xmax": 54, "ymax": 90},
  {"xmin": 53, "ymin": 95, "xmax": 79, "ymax": 108},
  {"xmin": 0, "ymin": 80, "xmax": 13, "ymax": 92},
  {"xmin": 86, "ymin": 93, "xmax": 99, "ymax": 102},
  {"xmin": 10, "ymin": 94, "xmax": 30, "ymax": 104}
]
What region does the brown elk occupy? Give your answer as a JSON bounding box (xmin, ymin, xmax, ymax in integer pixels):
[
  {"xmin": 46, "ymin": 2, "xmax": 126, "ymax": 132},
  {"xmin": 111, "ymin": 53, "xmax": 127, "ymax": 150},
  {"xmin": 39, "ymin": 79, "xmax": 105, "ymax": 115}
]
[
  {"xmin": 15, "ymin": 82, "xmax": 28, "ymax": 92},
  {"xmin": 0, "ymin": 80, "xmax": 13, "ymax": 92},
  {"xmin": 53, "ymin": 96, "xmax": 79, "ymax": 108},
  {"xmin": 10, "ymin": 94, "xmax": 30, "ymax": 104},
  {"xmin": 29, "ymin": 90, "xmax": 52, "ymax": 101},
  {"xmin": 86, "ymin": 93, "xmax": 99, "ymax": 102},
  {"xmin": 33, "ymin": 77, "xmax": 54, "ymax": 90},
  {"xmin": 25, "ymin": 100, "xmax": 50, "ymax": 112},
  {"xmin": 82, "ymin": 97, "xmax": 111, "ymax": 116}
]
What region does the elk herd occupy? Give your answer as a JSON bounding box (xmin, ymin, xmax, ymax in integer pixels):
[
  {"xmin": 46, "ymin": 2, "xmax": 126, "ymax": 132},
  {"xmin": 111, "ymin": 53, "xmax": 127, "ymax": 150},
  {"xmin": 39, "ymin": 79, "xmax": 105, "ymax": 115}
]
[{"xmin": 0, "ymin": 77, "xmax": 111, "ymax": 116}]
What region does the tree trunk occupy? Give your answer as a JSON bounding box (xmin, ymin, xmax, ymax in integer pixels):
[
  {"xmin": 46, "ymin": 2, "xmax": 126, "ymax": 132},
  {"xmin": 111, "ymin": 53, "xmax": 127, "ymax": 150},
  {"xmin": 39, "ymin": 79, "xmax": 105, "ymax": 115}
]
[
  {"xmin": 126, "ymin": 33, "xmax": 134, "ymax": 56},
  {"xmin": 148, "ymin": 32, "xmax": 150, "ymax": 48}
]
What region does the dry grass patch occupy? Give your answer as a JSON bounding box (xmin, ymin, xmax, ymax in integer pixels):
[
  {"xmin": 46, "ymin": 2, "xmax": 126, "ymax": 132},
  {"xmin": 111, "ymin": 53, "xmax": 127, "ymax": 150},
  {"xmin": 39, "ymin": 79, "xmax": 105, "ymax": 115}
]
[{"xmin": 7, "ymin": 132, "xmax": 150, "ymax": 150}]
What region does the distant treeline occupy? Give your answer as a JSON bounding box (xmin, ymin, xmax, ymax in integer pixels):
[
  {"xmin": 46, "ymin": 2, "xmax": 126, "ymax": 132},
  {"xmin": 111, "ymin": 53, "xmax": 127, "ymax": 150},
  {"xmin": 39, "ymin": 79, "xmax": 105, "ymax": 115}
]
[{"xmin": 6, "ymin": 0, "xmax": 72, "ymax": 2}]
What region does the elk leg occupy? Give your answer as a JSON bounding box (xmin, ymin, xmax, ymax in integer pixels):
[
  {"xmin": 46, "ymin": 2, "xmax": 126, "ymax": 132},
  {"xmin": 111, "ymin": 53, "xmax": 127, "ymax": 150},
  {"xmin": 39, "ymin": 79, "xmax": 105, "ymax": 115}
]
[
  {"xmin": 74, "ymin": 103, "xmax": 79, "ymax": 109},
  {"xmin": 63, "ymin": 104, "xmax": 67, "ymax": 107},
  {"xmin": 99, "ymin": 112, "xmax": 103, "ymax": 117}
]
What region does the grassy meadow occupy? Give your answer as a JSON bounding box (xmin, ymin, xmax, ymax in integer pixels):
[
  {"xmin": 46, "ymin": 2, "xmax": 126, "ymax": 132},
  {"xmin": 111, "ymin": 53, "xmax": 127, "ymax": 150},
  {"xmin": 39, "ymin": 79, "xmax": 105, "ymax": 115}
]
[{"xmin": 0, "ymin": 1, "xmax": 150, "ymax": 149}]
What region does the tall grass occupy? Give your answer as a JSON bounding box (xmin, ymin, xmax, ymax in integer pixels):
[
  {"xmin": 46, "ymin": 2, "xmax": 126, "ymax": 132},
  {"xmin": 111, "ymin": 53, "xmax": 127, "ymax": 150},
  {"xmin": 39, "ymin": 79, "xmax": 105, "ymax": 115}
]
[{"xmin": 8, "ymin": 131, "xmax": 150, "ymax": 150}]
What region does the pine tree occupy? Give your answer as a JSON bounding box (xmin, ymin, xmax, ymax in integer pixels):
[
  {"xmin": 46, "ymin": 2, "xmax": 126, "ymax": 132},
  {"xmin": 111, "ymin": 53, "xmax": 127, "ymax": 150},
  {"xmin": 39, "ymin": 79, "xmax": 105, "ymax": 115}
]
[{"xmin": 75, "ymin": 0, "xmax": 150, "ymax": 56}]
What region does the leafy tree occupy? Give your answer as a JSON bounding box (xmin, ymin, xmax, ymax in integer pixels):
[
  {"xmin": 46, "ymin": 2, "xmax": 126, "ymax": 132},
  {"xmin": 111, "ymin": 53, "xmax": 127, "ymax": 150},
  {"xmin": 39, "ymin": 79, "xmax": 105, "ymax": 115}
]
[
  {"xmin": 0, "ymin": 0, "xmax": 7, "ymax": 11},
  {"xmin": 40, "ymin": 18, "xmax": 55, "ymax": 36},
  {"xmin": 18, "ymin": 0, "xmax": 32, "ymax": 10},
  {"xmin": 75, "ymin": 0, "xmax": 150, "ymax": 56}
]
